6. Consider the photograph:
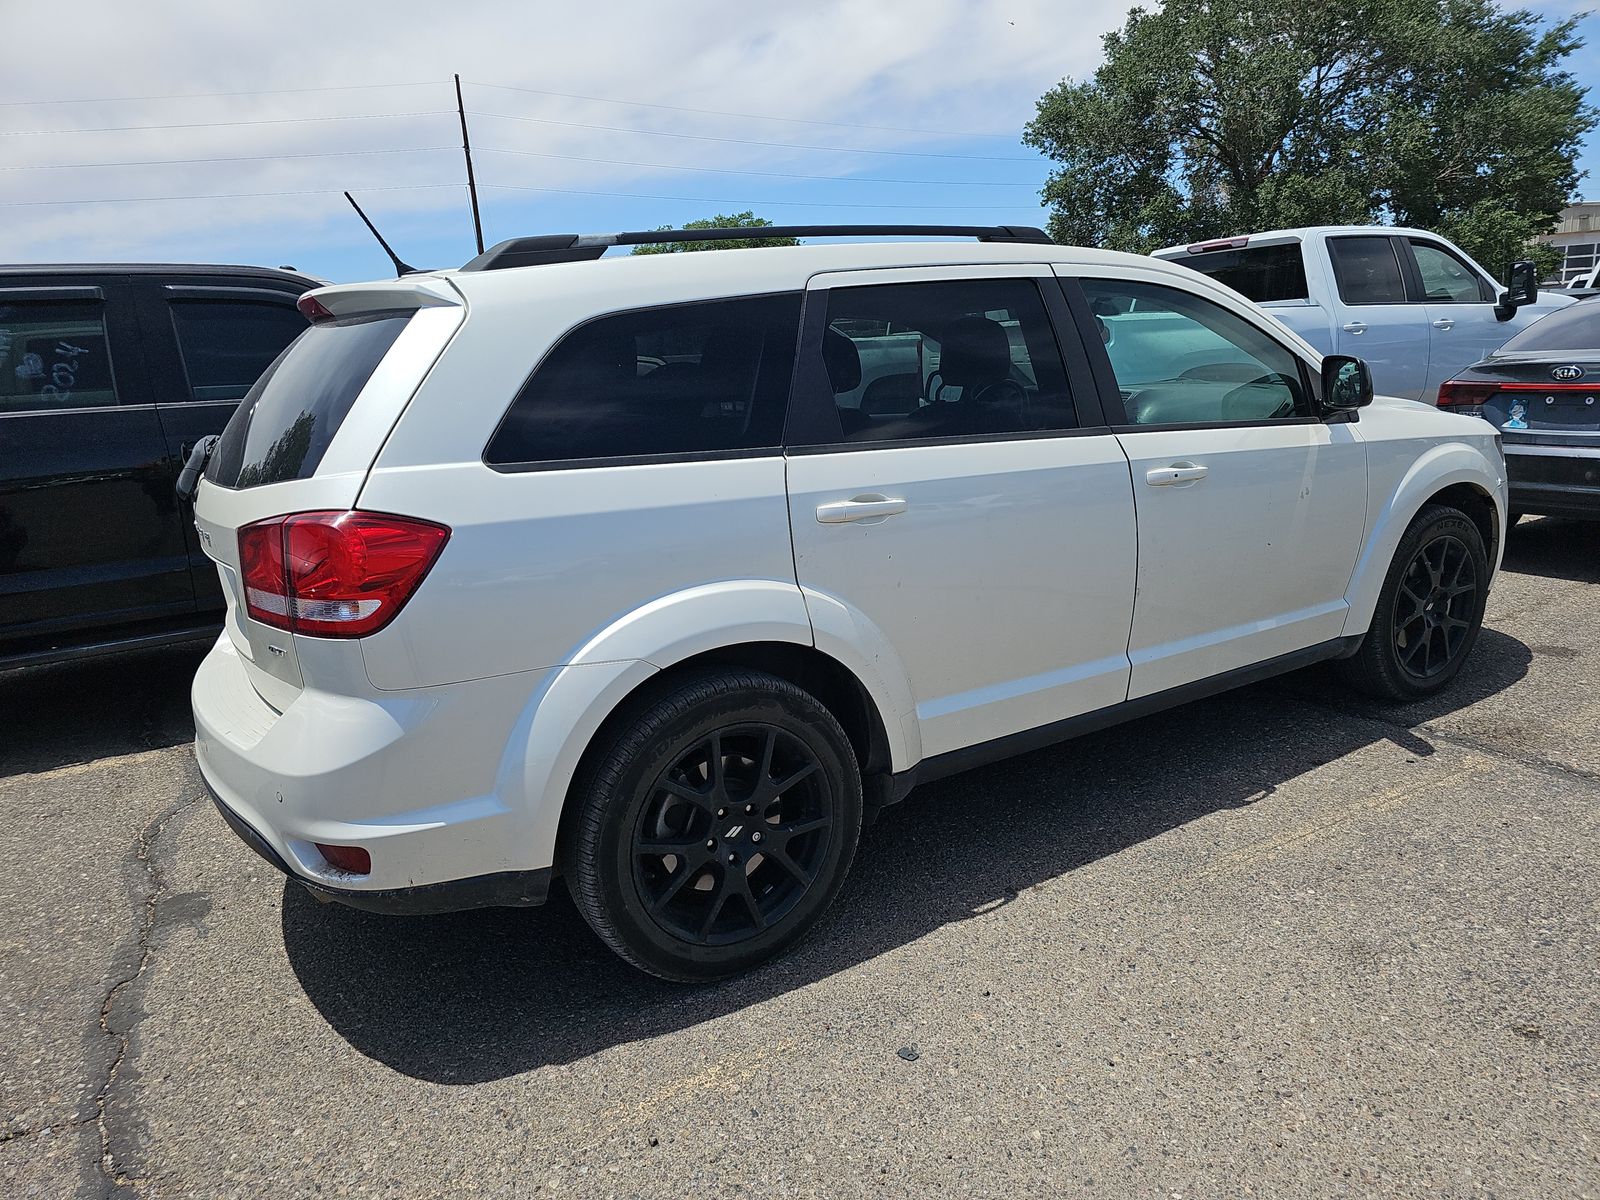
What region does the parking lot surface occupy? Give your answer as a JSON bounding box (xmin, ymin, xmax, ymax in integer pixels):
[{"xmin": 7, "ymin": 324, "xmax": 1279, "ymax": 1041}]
[{"xmin": 2, "ymin": 517, "xmax": 1597, "ymax": 1199}]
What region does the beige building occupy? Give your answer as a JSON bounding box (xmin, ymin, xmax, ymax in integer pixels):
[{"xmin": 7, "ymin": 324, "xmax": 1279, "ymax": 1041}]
[{"xmin": 1537, "ymin": 202, "xmax": 1600, "ymax": 284}]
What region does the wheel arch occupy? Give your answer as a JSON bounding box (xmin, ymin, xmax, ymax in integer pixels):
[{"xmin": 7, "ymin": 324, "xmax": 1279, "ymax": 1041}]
[{"xmin": 1342, "ymin": 443, "xmax": 1504, "ymax": 637}]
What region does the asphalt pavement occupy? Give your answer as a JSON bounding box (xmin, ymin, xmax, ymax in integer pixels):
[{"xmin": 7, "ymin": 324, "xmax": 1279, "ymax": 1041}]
[{"xmin": 2, "ymin": 515, "xmax": 1597, "ymax": 1198}]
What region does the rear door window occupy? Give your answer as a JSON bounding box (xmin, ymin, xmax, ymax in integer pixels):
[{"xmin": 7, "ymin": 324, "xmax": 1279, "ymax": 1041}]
[
  {"xmin": 485, "ymin": 293, "xmax": 800, "ymax": 468},
  {"xmin": 816, "ymin": 278, "xmax": 1077, "ymax": 443},
  {"xmin": 1328, "ymin": 237, "xmax": 1408, "ymax": 305},
  {"xmin": 206, "ymin": 312, "xmax": 409, "ymax": 488},
  {"xmin": 1169, "ymin": 243, "xmax": 1309, "ymax": 303},
  {"xmin": 170, "ymin": 300, "xmax": 307, "ymax": 401},
  {"xmin": 0, "ymin": 300, "xmax": 118, "ymax": 412}
]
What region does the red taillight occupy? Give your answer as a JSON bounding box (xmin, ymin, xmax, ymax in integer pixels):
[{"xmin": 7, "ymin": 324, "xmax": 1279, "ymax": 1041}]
[
  {"xmin": 1436, "ymin": 380, "xmax": 1499, "ymax": 411},
  {"xmin": 1186, "ymin": 235, "xmax": 1250, "ymax": 254},
  {"xmin": 315, "ymin": 843, "xmax": 371, "ymax": 874},
  {"xmin": 237, "ymin": 511, "xmax": 449, "ymax": 638},
  {"xmin": 296, "ymin": 294, "xmax": 335, "ymax": 323}
]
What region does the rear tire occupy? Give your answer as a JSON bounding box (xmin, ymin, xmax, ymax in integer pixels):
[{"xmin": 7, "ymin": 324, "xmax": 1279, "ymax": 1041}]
[
  {"xmin": 566, "ymin": 669, "xmax": 862, "ymax": 981},
  {"xmin": 1337, "ymin": 504, "xmax": 1489, "ymax": 701}
]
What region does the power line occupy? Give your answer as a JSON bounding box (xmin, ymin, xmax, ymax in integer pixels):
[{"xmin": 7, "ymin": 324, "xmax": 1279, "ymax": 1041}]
[
  {"xmin": 469, "ymin": 80, "xmax": 1015, "ymax": 140},
  {"xmin": 0, "ymin": 183, "xmax": 462, "ymax": 207},
  {"xmin": 470, "ymin": 110, "xmax": 1037, "ymax": 162},
  {"xmin": 476, "ymin": 146, "xmax": 1035, "ymax": 187},
  {"xmin": 479, "ymin": 182, "xmax": 1030, "ymax": 211},
  {"xmin": 0, "ymin": 81, "xmax": 447, "ymax": 107},
  {"xmin": 1, "ymin": 111, "xmax": 454, "ymax": 137},
  {"xmin": 0, "ymin": 147, "xmax": 456, "ymax": 171}
]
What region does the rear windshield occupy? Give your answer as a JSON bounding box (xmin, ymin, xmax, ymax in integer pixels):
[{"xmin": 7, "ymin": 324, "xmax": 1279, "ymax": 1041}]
[
  {"xmin": 1497, "ymin": 302, "xmax": 1600, "ymax": 355},
  {"xmin": 206, "ymin": 312, "xmax": 409, "ymax": 488},
  {"xmin": 1169, "ymin": 243, "xmax": 1308, "ymax": 303}
]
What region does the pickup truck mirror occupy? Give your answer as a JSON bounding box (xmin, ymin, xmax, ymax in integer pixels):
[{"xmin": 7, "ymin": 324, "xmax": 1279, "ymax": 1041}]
[
  {"xmin": 1496, "ymin": 260, "xmax": 1539, "ymax": 319},
  {"xmin": 1321, "ymin": 355, "xmax": 1373, "ymax": 416}
]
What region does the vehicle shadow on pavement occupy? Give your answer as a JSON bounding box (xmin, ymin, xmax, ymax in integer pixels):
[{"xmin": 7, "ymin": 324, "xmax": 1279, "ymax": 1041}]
[
  {"xmin": 282, "ymin": 627, "xmax": 1532, "ymax": 1083},
  {"xmin": 0, "ymin": 643, "xmax": 210, "ymax": 777},
  {"xmin": 1501, "ymin": 516, "xmax": 1600, "ymax": 584}
]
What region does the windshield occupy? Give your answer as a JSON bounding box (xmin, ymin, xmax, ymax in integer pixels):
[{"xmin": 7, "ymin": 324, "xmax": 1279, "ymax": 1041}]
[
  {"xmin": 206, "ymin": 312, "xmax": 410, "ymax": 488},
  {"xmin": 1497, "ymin": 302, "xmax": 1600, "ymax": 355}
]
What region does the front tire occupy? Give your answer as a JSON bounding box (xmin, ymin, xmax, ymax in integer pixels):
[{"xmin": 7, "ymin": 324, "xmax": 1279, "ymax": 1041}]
[
  {"xmin": 1337, "ymin": 504, "xmax": 1490, "ymax": 701},
  {"xmin": 566, "ymin": 669, "xmax": 862, "ymax": 981}
]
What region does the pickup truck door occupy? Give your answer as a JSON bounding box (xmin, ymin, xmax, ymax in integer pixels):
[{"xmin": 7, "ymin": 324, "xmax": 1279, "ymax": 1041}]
[
  {"xmin": 1069, "ymin": 271, "xmax": 1367, "ymax": 699},
  {"xmin": 1325, "ymin": 235, "xmax": 1432, "ymax": 402}
]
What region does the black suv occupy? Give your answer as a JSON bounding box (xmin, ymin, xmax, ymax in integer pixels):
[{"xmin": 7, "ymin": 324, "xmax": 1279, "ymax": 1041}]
[{"xmin": 1, "ymin": 263, "xmax": 315, "ymax": 669}]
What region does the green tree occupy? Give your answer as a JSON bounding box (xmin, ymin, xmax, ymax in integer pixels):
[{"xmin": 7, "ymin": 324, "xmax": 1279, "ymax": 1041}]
[
  {"xmin": 1023, "ymin": 0, "xmax": 1591, "ymax": 274},
  {"xmin": 630, "ymin": 211, "xmax": 799, "ymax": 253}
]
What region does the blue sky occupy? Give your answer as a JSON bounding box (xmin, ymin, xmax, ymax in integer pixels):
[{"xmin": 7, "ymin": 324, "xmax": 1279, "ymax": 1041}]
[{"xmin": 2, "ymin": 1, "xmax": 1596, "ymax": 283}]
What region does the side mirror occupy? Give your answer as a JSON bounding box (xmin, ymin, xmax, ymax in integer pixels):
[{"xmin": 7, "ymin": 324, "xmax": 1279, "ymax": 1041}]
[
  {"xmin": 1321, "ymin": 355, "xmax": 1373, "ymax": 417},
  {"xmin": 1496, "ymin": 259, "xmax": 1538, "ymax": 319}
]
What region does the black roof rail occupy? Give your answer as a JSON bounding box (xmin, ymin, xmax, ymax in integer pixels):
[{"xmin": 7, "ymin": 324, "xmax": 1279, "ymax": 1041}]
[{"xmin": 459, "ymin": 224, "xmax": 1054, "ymax": 272}]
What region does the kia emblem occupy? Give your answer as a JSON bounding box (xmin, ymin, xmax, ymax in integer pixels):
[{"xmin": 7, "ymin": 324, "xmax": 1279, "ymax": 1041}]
[{"xmin": 1551, "ymin": 365, "xmax": 1585, "ymax": 381}]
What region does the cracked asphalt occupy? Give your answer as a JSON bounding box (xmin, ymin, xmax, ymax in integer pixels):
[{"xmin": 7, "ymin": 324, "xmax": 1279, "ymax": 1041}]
[{"xmin": 1, "ymin": 515, "xmax": 1597, "ymax": 1199}]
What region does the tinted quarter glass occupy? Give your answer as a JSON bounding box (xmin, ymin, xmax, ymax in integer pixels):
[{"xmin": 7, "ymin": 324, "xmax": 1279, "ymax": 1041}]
[
  {"xmin": 1170, "ymin": 243, "xmax": 1309, "ymax": 302},
  {"xmin": 1328, "ymin": 237, "xmax": 1407, "ymax": 304},
  {"xmin": 485, "ymin": 293, "xmax": 800, "ymax": 466},
  {"xmin": 821, "ymin": 278, "xmax": 1075, "ymax": 443},
  {"xmin": 206, "ymin": 312, "xmax": 409, "ymax": 488},
  {"xmin": 1408, "ymin": 240, "xmax": 1493, "ymax": 303},
  {"xmin": 1081, "ymin": 279, "xmax": 1308, "ymax": 425},
  {"xmin": 0, "ymin": 300, "xmax": 117, "ymax": 412},
  {"xmin": 1498, "ymin": 302, "xmax": 1600, "ymax": 353},
  {"xmin": 171, "ymin": 300, "xmax": 308, "ymax": 401}
]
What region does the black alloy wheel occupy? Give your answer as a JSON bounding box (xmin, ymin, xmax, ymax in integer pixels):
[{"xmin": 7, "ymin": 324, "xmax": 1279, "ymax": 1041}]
[
  {"xmin": 567, "ymin": 669, "xmax": 862, "ymax": 981},
  {"xmin": 1392, "ymin": 533, "xmax": 1479, "ymax": 681},
  {"xmin": 633, "ymin": 724, "xmax": 833, "ymax": 946},
  {"xmin": 1338, "ymin": 503, "xmax": 1490, "ymax": 701}
]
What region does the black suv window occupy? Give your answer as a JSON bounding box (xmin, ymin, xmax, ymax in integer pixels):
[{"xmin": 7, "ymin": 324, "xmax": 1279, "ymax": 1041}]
[
  {"xmin": 0, "ymin": 300, "xmax": 118, "ymax": 412},
  {"xmin": 485, "ymin": 293, "xmax": 800, "ymax": 467},
  {"xmin": 818, "ymin": 278, "xmax": 1076, "ymax": 443},
  {"xmin": 207, "ymin": 312, "xmax": 410, "ymax": 489},
  {"xmin": 1328, "ymin": 237, "xmax": 1408, "ymax": 305},
  {"xmin": 170, "ymin": 300, "xmax": 307, "ymax": 402}
]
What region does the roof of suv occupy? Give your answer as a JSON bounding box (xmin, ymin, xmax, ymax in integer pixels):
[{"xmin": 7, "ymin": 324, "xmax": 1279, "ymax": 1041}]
[
  {"xmin": 0, "ymin": 262, "xmax": 319, "ymax": 285},
  {"xmin": 434, "ymin": 238, "xmax": 1184, "ymax": 304}
]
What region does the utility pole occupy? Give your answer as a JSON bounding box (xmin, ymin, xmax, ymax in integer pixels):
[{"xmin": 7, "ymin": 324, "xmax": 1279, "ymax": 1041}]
[{"xmin": 454, "ymin": 73, "xmax": 485, "ymax": 255}]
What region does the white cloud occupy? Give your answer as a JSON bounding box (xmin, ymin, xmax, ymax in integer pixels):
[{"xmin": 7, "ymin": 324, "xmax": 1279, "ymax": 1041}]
[{"xmin": 0, "ymin": 0, "xmax": 1134, "ymax": 274}]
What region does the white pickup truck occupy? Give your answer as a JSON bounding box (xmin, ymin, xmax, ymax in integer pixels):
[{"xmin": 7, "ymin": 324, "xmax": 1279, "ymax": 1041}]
[{"xmin": 1154, "ymin": 226, "xmax": 1572, "ymax": 404}]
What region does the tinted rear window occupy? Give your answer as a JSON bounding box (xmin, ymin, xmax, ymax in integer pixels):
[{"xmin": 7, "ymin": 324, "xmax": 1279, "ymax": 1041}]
[
  {"xmin": 1328, "ymin": 237, "xmax": 1408, "ymax": 304},
  {"xmin": 171, "ymin": 300, "xmax": 308, "ymax": 402},
  {"xmin": 1171, "ymin": 244, "xmax": 1308, "ymax": 302},
  {"xmin": 485, "ymin": 293, "xmax": 800, "ymax": 467},
  {"xmin": 1498, "ymin": 302, "xmax": 1600, "ymax": 354},
  {"xmin": 206, "ymin": 312, "xmax": 409, "ymax": 488}
]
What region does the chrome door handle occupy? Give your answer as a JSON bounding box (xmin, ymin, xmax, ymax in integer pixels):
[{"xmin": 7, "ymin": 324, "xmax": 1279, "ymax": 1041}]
[
  {"xmin": 815, "ymin": 495, "xmax": 908, "ymax": 524},
  {"xmin": 1432, "ymin": 318, "xmax": 1455, "ymax": 331},
  {"xmin": 1145, "ymin": 463, "xmax": 1208, "ymax": 487},
  {"xmin": 1342, "ymin": 321, "xmax": 1368, "ymax": 335}
]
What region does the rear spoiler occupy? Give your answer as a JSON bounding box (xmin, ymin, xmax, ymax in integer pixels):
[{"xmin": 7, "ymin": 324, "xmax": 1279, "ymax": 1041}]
[{"xmin": 298, "ymin": 277, "xmax": 461, "ymax": 322}]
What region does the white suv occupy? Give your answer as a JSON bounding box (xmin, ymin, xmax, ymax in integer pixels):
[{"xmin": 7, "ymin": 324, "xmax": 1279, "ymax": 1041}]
[{"xmin": 190, "ymin": 225, "xmax": 1506, "ymax": 980}]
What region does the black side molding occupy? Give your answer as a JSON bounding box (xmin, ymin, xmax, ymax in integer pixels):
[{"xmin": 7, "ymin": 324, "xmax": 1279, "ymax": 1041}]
[{"xmin": 884, "ymin": 635, "xmax": 1364, "ymax": 801}]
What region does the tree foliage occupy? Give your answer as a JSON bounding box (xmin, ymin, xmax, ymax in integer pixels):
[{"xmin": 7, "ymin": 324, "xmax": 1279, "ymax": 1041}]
[
  {"xmin": 1023, "ymin": 0, "xmax": 1592, "ymax": 273},
  {"xmin": 629, "ymin": 211, "xmax": 799, "ymax": 254}
]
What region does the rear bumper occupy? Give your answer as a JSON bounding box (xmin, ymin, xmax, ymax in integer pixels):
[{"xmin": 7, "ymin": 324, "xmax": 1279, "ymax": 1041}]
[
  {"xmin": 205, "ymin": 779, "xmax": 550, "ymax": 913},
  {"xmin": 192, "ymin": 632, "xmax": 559, "ymax": 904},
  {"xmin": 1505, "ymin": 444, "xmax": 1600, "ymax": 516}
]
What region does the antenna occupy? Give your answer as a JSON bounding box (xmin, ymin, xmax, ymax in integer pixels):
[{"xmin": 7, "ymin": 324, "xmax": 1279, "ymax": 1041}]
[
  {"xmin": 344, "ymin": 191, "xmax": 421, "ymax": 276},
  {"xmin": 454, "ymin": 73, "xmax": 486, "ymax": 256}
]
